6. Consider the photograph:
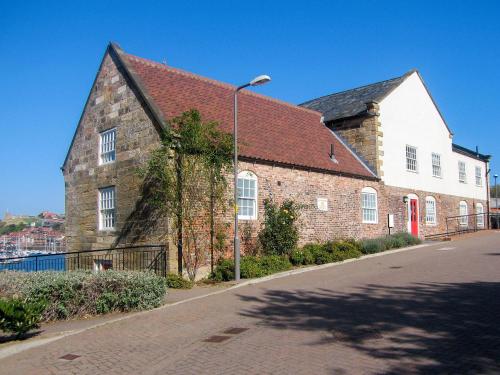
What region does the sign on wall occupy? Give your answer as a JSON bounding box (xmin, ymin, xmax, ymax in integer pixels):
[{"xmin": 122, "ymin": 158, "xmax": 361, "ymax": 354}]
[{"xmin": 317, "ymin": 198, "xmax": 328, "ymax": 211}]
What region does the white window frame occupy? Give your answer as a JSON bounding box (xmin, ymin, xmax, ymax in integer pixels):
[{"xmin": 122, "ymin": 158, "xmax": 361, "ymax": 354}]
[
  {"xmin": 425, "ymin": 196, "xmax": 437, "ymax": 225},
  {"xmin": 475, "ymin": 166, "xmax": 482, "ymax": 186},
  {"xmin": 476, "ymin": 203, "xmax": 484, "ymax": 228},
  {"xmin": 99, "ymin": 186, "xmax": 116, "ymax": 230},
  {"xmin": 431, "ymin": 153, "xmax": 442, "ymax": 178},
  {"xmin": 99, "ymin": 128, "xmax": 116, "ymax": 165},
  {"xmin": 237, "ymin": 171, "xmax": 258, "ymax": 220},
  {"xmin": 458, "ymin": 161, "xmax": 466, "ymax": 183},
  {"xmin": 361, "ymin": 187, "xmax": 378, "ymax": 224},
  {"xmin": 406, "ymin": 145, "xmax": 418, "ymax": 173},
  {"xmin": 459, "ymin": 201, "xmax": 468, "ymax": 227}
]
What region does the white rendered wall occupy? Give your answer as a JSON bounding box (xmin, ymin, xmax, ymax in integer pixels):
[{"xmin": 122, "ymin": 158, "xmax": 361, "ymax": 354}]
[{"xmin": 379, "ymin": 72, "xmax": 487, "ymax": 201}]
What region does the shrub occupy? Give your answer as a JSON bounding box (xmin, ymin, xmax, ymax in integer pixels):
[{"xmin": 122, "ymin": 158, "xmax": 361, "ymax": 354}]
[
  {"xmin": 166, "ymin": 273, "xmax": 193, "ymax": 289},
  {"xmin": 259, "ymin": 255, "xmax": 292, "ymax": 275},
  {"xmin": 289, "ymin": 248, "xmax": 305, "ymax": 266},
  {"xmin": 392, "ymin": 232, "xmax": 422, "ymax": 246},
  {"xmin": 301, "ymin": 246, "xmax": 316, "ymax": 265},
  {"xmin": 0, "ymin": 298, "xmax": 45, "ymax": 335},
  {"xmin": 210, "ymin": 258, "xmax": 234, "ymax": 282},
  {"xmin": 313, "ymin": 249, "xmax": 334, "ymax": 264},
  {"xmin": 258, "ymin": 199, "xmax": 300, "ymax": 256},
  {"xmin": 0, "ymin": 271, "xmax": 167, "ymax": 321},
  {"xmin": 241, "ymin": 256, "xmax": 265, "ymax": 279},
  {"xmin": 360, "ymin": 233, "xmax": 422, "ymax": 254},
  {"xmin": 383, "ymin": 235, "xmax": 406, "ymax": 250},
  {"xmin": 360, "ymin": 238, "xmax": 386, "ymax": 254}
]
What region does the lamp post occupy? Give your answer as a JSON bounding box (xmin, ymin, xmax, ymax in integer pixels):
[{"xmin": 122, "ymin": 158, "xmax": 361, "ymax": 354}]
[
  {"xmin": 495, "ymin": 174, "xmax": 499, "ymax": 226},
  {"xmin": 234, "ymin": 74, "xmax": 271, "ymax": 281}
]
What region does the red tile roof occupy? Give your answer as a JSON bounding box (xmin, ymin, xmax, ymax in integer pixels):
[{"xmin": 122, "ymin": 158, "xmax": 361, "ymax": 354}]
[{"xmin": 120, "ymin": 50, "xmax": 376, "ymax": 179}]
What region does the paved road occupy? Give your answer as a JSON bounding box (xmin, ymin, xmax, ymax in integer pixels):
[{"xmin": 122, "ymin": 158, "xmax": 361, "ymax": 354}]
[{"xmin": 2, "ymin": 232, "xmax": 500, "ymax": 375}]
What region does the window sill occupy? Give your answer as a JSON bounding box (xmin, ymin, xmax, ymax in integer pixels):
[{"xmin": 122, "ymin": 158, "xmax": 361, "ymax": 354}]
[
  {"xmin": 406, "ymin": 169, "xmax": 419, "ymax": 174},
  {"xmin": 362, "ymin": 221, "xmax": 378, "ymax": 225},
  {"xmin": 99, "ymin": 161, "xmax": 116, "ymax": 167},
  {"xmin": 432, "ymin": 175, "xmax": 442, "ymax": 179},
  {"xmin": 238, "ymin": 217, "xmax": 257, "ymax": 221},
  {"xmin": 425, "ymin": 223, "xmax": 437, "ymax": 226}
]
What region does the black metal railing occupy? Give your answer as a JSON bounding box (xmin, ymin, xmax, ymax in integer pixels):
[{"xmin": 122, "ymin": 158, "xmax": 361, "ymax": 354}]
[
  {"xmin": 491, "ymin": 212, "xmax": 500, "ymax": 229},
  {"xmin": 0, "ymin": 245, "xmax": 167, "ymax": 277},
  {"xmin": 425, "ymin": 213, "xmax": 488, "ymax": 240}
]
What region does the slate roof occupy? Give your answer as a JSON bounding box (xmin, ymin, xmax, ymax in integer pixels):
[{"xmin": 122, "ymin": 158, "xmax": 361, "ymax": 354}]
[
  {"xmin": 452, "ymin": 144, "xmax": 491, "ymax": 162},
  {"xmin": 106, "ymin": 44, "xmax": 376, "ymax": 179},
  {"xmin": 299, "ymin": 70, "xmax": 416, "ymax": 122}
]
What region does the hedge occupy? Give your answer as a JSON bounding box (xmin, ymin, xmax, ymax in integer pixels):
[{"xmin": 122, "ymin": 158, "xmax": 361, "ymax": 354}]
[
  {"xmin": 210, "ymin": 255, "xmax": 292, "ymax": 282},
  {"xmin": 211, "ymin": 233, "xmax": 420, "ymax": 282},
  {"xmin": 0, "ymin": 270, "xmax": 167, "ymax": 322}
]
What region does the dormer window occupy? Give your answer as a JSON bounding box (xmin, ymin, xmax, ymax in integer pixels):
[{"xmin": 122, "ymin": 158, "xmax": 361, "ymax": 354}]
[{"xmin": 99, "ymin": 128, "xmax": 116, "ymax": 165}]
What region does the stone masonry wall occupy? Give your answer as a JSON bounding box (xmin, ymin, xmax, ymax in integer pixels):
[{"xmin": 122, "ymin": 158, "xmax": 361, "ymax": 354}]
[
  {"xmin": 63, "ymin": 52, "xmax": 167, "ymax": 253},
  {"xmin": 330, "ymin": 103, "xmax": 384, "ymax": 177}
]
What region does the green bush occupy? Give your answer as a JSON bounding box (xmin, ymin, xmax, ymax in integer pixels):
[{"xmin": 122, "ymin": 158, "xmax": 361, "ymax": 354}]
[
  {"xmin": 258, "ymin": 199, "xmax": 300, "ymax": 256},
  {"xmin": 166, "ymin": 273, "xmax": 194, "ymax": 289},
  {"xmin": 360, "ymin": 238, "xmax": 386, "ymax": 254},
  {"xmin": 383, "ymin": 235, "xmax": 406, "ymax": 250},
  {"xmin": 210, "ymin": 258, "xmax": 234, "ymax": 282},
  {"xmin": 0, "ymin": 271, "xmax": 167, "ymax": 321},
  {"xmin": 289, "ymin": 248, "xmax": 305, "ymax": 266},
  {"xmin": 0, "ymin": 298, "xmax": 45, "ymax": 335},
  {"xmin": 211, "ymin": 255, "xmax": 292, "ymax": 281},
  {"xmin": 360, "ymin": 233, "xmax": 422, "ymax": 254},
  {"xmin": 259, "ymin": 255, "xmax": 292, "ymax": 274},
  {"xmin": 392, "ymin": 232, "xmax": 422, "ymax": 246},
  {"xmin": 241, "ymin": 256, "xmax": 265, "ymax": 279}
]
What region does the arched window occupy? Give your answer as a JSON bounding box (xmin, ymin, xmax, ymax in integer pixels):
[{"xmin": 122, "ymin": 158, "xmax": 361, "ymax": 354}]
[
  {"xmin": 237, "ymin": 171, "xmax": 257, "ymax": 220},
  {"xmin": 425, "ymin": 196, "xmax": 437, "ymax": 225},
  {"xmin": 361, "ymin": 187, "xmax": 378, "ymax": 224},
  {"xmin": 459, "ymin": 201, "xmax": 468, "ymax": 227},
  {"xmin": 476, "ymin": 203, "xmax": 484, "ymax": 228}
]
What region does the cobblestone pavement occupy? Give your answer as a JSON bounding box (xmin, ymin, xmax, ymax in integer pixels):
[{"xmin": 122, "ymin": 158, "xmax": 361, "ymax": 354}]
[{"xmin": 2, "ymin": 232, "xmax": 500, "ymax": 374}]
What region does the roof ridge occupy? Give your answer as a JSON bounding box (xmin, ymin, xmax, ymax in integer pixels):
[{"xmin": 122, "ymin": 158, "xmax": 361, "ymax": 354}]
[
  {"xmin": 299, "ymin": 69, "xmax": 416, "ymax": 106},
  {"xmin": 124, "ymin": 53, "xmax": 323, "ymax": 118}
]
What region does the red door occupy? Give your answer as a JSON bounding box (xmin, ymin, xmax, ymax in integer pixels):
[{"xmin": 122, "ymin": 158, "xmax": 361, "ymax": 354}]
[{"xmin": 410, "ymin": 199, "xmax": 418, "ymax": 236}]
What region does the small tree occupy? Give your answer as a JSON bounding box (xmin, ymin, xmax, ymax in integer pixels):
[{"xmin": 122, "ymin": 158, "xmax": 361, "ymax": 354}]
[
  {"xmin": 141, "ymin": 110, "xmax": 232, "ymax": 280},
  {"xmin": 258, "ymin": 199, "xmax": 300, "ymax": 256}
]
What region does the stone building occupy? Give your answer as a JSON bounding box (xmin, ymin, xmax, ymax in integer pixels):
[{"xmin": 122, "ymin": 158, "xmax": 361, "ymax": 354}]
[{"xmin": 62, "ymin": 43, "xmax": 491, "ymax": 270}]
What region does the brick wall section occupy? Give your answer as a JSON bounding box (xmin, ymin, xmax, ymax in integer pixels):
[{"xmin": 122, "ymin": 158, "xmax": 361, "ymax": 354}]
[
  {"xmin": 381, "ymin": 185, "xmax": 488, "ymax": 237},
  {"xmin": 63, "ymin": 52, "xmax": 167, "ymax": 252},
  {"xmin": 228, "ymin": 161, "xmax": 387, "ymax": 251}
]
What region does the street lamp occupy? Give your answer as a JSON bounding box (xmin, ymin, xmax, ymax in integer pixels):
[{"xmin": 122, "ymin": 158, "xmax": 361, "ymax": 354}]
[
  {"xmin": 233, "ymin": 74, "xmax": 271, "ymax": 281},
  {"xmin": 495, "ymin": 174, "xmax": 499, "ymax": 220}
]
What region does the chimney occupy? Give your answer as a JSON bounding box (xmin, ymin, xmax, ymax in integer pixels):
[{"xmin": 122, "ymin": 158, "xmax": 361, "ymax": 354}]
[{"xmin": 365, "ymin": 101, "xmax": 380, "ymax": 116}]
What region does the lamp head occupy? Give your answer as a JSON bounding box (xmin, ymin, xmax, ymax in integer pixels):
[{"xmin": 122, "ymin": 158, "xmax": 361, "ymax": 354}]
[
  {"xmin": 495, "ymin": 174, "xmax": 499, "ymax": 179},
  {"xmin": 249, "ymin": 75, "xmax": 271, "ymax": 86}
]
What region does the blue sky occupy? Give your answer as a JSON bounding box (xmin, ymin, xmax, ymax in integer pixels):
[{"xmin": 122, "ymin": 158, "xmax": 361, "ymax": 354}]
[{"xmin": 1, "ymin": 0, "xmax": 499, "ymax": 215}]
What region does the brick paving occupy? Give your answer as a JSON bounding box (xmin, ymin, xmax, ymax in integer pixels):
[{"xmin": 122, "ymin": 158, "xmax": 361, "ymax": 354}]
[{"xmin": 1, "ymin": 232, "xmax": 500, "ymax": 374}]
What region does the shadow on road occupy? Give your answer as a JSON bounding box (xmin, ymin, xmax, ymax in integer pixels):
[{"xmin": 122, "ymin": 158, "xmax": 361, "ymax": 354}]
[{"xmin": 239, "ymin": 282, "xmax": 500, "ymax": 374}]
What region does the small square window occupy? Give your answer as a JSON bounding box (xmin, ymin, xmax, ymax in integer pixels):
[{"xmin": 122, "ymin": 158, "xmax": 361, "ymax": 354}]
[{"xmin": 99, "ymin": 128, "xmax": 116, "ymax": 165}]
